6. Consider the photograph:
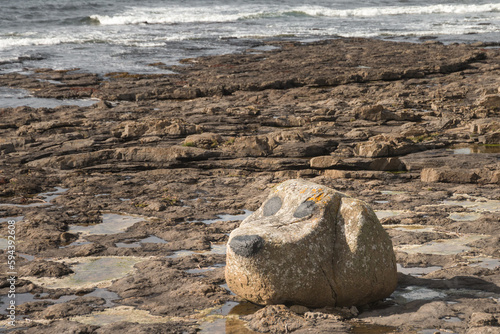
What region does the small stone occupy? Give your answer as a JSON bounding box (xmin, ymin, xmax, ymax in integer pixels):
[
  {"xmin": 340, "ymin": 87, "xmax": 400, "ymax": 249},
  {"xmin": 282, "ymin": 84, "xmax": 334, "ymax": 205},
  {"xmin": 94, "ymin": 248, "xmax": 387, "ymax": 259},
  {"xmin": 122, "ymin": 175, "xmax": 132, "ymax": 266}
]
[{"xmin": 309, "ymin": 156, "xmax": 343, "ymax": 169}]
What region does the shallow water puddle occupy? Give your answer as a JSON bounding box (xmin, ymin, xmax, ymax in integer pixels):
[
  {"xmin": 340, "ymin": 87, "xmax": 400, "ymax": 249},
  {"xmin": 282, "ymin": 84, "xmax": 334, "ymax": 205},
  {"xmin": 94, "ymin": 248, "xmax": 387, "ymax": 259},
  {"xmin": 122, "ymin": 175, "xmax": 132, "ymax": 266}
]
[
  {"xmin": 211, "ymin": 243, "xmax": 227, "ymax": 255},
  {"xmin": 141, "ymin": 235, "xmax": 168, "ymax": 243},
  {"xmin": 391, "ymin": 286, "xmax": 447, "ymax": 305},
  {"xmin": 85, "ymin": 288, "xmax": 120, "ymax": 307},
  {"xmin": 115, "ymin": 235, "xmax": 168, "ymax": 248},
  {"xmin": 442, "ymin": 316, "xmax": 463, "ymax": 323},
  {"xmin": 0, "ymin": 187, "xmax": 68, "ymax": 208},
  {"xmin": 442, "ymin": 195, "xmax": 500, "ymax": 212},
  {"xmin": 467, "ymin": 256, "xmax": 500, "ymax": 269},
  {"xmin": 166, "ymin": 250, "xmax": 203, "ymax": 258},
  {"xmin": 60, "ymin": 240, "xmax": 93, "ymax": 248},
  {"xmin": 448, "ymin": 212, "xmax": 482, "ymax": 221},
  {"xmin": 380, "ymin": 190, "xmax": 408, "ymax": 195},
  {"xmin": 0, "ymin": 86, "xmax": 97, "ymax": 108},
  {"xmin": 199, "ymin": 301, "xmax": 262, "ymax": 334},
  {"xmin": 0, "ymin": 288, "xmax": 118, "ymax": 315},
  {"xmin": 419, "ymin": 329, "xmax": 458, "ymax": 334},
  {"xmin": 350, "ymin": 323, "xmax": 398, "ymax": 334},
  {"xmin": 396, "ymin": 234, "xmax": 485, "ymax": 255},
  {"xmin": 375, "ymin": 210, "xmax": 406, "ymax": 219},
  {"xmin": 202, "ymin": 210, "xmax": 253, "ymax": 224},
  {"xmin": 166, "ymin": 243, "xmax": 227, "ymax": 258},
  {"xmin": 70, "ymin": 305, "xmax": 174, "ymax": 326},
  {"xmin": 385, "ymin": 225, "xmax": 435, "ymax": 233},
  {"xmin": 0, "ymin": 216, "xmax": 24, "ymax": 223},
  {"xmin": 69, "ymin": 213, "xmax": 147, "ymax": 235},
  {"xmin": 450, "ymin": 144, "xmax": 500, "ymax": 155},
  {"xmin": 186, "ymin": 263, "xmax": 225, "ymax": 274},
  {"xmin": 397, "ymin": 264, "xmax": 442, "ymax": 276},
  {"xmin": 0, "ymin": 293, "xmax": 78, "ymax": 315},
  {"xmin": 26, "ymin": 257, "xmax": 145, "ymax": 289}
]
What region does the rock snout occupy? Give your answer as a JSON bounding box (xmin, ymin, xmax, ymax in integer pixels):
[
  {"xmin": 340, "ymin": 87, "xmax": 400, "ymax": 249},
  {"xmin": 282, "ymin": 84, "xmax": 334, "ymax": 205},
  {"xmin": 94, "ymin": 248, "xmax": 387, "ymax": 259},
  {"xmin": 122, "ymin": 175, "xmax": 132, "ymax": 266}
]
[{"xmin": 225, "ymin": 179, "xmax": 397, "ymax": 307}]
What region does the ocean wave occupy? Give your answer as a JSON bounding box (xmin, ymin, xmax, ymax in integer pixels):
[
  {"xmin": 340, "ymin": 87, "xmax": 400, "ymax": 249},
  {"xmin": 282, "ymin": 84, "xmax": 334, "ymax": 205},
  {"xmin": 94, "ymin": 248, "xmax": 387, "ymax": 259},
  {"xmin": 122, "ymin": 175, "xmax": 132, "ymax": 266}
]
[
  {"xmin": 88, "ymin": 3, "xmax": 500, "ymax": 26},
  {"xmin": 0, "ymin": 37, "xmax": 69, "ymax": 49},
  {"xmin": 295, "ymin": 3, "xmax": 500, "ymax": 18},
  {"xmin": 90, "ymin": 6, "xmax": 250, "ymax": 25}
]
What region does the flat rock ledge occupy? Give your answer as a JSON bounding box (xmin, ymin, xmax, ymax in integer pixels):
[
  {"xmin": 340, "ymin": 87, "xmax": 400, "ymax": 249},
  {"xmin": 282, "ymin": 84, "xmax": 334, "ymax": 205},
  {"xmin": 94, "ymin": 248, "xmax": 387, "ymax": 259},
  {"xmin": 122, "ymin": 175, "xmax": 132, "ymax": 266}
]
[{"xmin": 225, "ymin": 179, "xmax": 397, "ymax": 307}]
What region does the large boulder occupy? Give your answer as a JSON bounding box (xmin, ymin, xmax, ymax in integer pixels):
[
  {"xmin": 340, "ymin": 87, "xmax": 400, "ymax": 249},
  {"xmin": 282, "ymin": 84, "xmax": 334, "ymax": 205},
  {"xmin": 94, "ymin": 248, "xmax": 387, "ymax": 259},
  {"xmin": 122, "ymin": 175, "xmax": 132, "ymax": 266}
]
[{"xmin": 225, "ymin": 179, "xmax": 397, "ymax": 307}]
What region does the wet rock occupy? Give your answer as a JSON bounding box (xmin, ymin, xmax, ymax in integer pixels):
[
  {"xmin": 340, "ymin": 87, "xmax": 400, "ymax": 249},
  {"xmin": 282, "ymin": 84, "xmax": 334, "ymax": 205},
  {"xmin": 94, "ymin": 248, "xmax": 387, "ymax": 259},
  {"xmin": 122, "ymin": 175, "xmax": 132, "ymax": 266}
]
[
  {"xmin": 19, "ymin": 260, "xmax": 73, "ymax": 278},
  {"xmin": 226, "ymin": 179, "xmax": 397, "ymax": 307}
]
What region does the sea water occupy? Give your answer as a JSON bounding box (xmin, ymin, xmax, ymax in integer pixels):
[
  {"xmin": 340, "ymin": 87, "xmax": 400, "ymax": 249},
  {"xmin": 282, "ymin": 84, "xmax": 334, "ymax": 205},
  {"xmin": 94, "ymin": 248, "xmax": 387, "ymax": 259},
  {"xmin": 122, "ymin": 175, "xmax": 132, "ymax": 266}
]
[{"xmin": 0, "ymin": 0, "xmax": 499, "ymax": 76}]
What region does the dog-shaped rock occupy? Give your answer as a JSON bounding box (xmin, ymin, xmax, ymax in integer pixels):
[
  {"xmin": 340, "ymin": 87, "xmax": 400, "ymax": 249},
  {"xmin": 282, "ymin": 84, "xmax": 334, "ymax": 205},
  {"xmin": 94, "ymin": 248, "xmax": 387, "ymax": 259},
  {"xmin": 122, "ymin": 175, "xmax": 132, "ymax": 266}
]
[{"xmin": 225, "ymin": 179, "xmax": 397, "ymax": 307}]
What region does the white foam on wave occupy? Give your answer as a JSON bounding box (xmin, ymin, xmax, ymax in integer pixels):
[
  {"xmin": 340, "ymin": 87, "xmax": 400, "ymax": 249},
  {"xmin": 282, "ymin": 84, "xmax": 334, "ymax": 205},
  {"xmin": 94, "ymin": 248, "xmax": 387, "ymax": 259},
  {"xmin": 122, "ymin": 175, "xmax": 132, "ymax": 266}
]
[
  {"xmin": 91, "ymin": 6, "xmax": 259, "ymax": 25},
  {"xmin": 0, "ymin": 37, "xmax": 70, "ymax": 49},
  {"xmin": 90, "ymin": 3, "xmax": 500, "ymax": 26},
  {"xmin": 296, "ymin": 3, "xmax": 500, "ymax": 18}
]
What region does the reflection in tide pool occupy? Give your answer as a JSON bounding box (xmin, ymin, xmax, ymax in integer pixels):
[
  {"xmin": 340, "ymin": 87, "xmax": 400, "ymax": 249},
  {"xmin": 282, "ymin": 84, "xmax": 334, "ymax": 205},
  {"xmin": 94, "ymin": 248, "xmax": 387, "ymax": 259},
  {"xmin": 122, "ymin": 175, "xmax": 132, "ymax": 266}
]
[
  {"xmin": 450, "ymin": 144, "xmax": 500, "ymax": 155},
  {"xmin": 391, "ymin": 286, "xmax": 446, "ymax": 304},
  {"xmin": 0, "ymin": 187, "xmax": 68, "ymax": 208},
  {"xmin": 166, "ymin": 243, "xmax": 227, "ymax": 258},
  {"xmin": 26, "ymin": 257, "xmax": 144, "ymax": 289},
  {"xmin": 199, "ymin": 301, "xmax": 262, "ymax": 334},
  {"xmin": 375, "ymin": 210, "xmax": 406, "ymax": 219},
  {"xmin": 397, "ymin": 264, "xmax": 442, "ymax": 276},
  {"xmin": 70, "ymin": 306, "xmax": 172, "ymax": 326},
  {"xmin": 468, "ymin": 257, "xmax": 500, "ymax": 270},
  {"xmin": 448, "ymin": 212, "xmax": 482, "ymax": 221},
  {"xmin": 115, "ymin": 235, "xmax": 168, "ymax": 248},
  {"xmin": 202, "ymin": 210, "xmax": 253, "ymax": 224},
  {"xmin": 69, "ymin": 213, "xmax": 147, "ymax": 235},
  {"xmin": 0, "ymin": 87, "xmax": 97, "ymax": 108},
  {"xmin": 386, "ymin": 225, "xmax": 435, "ymax": 233},
  {"xmin": 442, "ymin": 195, "xmax": 500, "ymax": 212},
  {"xmin": 397, "ymin": 234, "xmax": 485, "ymax": 256}
]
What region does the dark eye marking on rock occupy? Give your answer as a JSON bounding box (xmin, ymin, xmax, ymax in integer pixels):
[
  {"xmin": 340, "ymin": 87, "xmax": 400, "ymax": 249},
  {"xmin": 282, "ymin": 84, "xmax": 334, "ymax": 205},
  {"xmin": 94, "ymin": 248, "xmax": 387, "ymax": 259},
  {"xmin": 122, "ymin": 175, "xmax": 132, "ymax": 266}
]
[
  {"xmin": 293, "ymin": 200, "xmax": 317, "ymax": 218},
  {"xmin": 229, "ymin": 235, "xmax": 264, "ymax": 257},
  {"xmin": 263, "ymin": 196, "xmax": 282, "ymax": 216}
]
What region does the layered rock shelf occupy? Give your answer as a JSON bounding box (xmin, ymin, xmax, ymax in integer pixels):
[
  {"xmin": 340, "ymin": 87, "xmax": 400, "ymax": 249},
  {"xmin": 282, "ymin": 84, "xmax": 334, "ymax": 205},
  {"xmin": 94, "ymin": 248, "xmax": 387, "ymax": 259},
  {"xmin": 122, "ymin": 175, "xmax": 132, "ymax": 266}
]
[{"xmin": 0, "ymin": 38, "xmax": 499, "ymax": 333}]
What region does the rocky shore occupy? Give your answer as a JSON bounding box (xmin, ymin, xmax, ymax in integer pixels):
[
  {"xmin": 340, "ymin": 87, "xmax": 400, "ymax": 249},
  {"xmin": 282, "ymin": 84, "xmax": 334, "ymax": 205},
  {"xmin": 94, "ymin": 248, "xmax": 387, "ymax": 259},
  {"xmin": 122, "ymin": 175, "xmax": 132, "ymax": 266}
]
[{"xmin": 0, "ymin": 38, "xmax": 499, "ymax": 333}]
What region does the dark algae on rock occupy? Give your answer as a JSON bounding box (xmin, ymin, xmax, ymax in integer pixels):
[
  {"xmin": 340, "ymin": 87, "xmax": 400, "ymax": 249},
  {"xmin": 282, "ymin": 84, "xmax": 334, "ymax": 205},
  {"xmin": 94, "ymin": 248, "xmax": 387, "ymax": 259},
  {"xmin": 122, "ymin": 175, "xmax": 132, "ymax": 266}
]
[{"xmin": 0, "ymin": 38, "xmax": 499, "ymax": 333}]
